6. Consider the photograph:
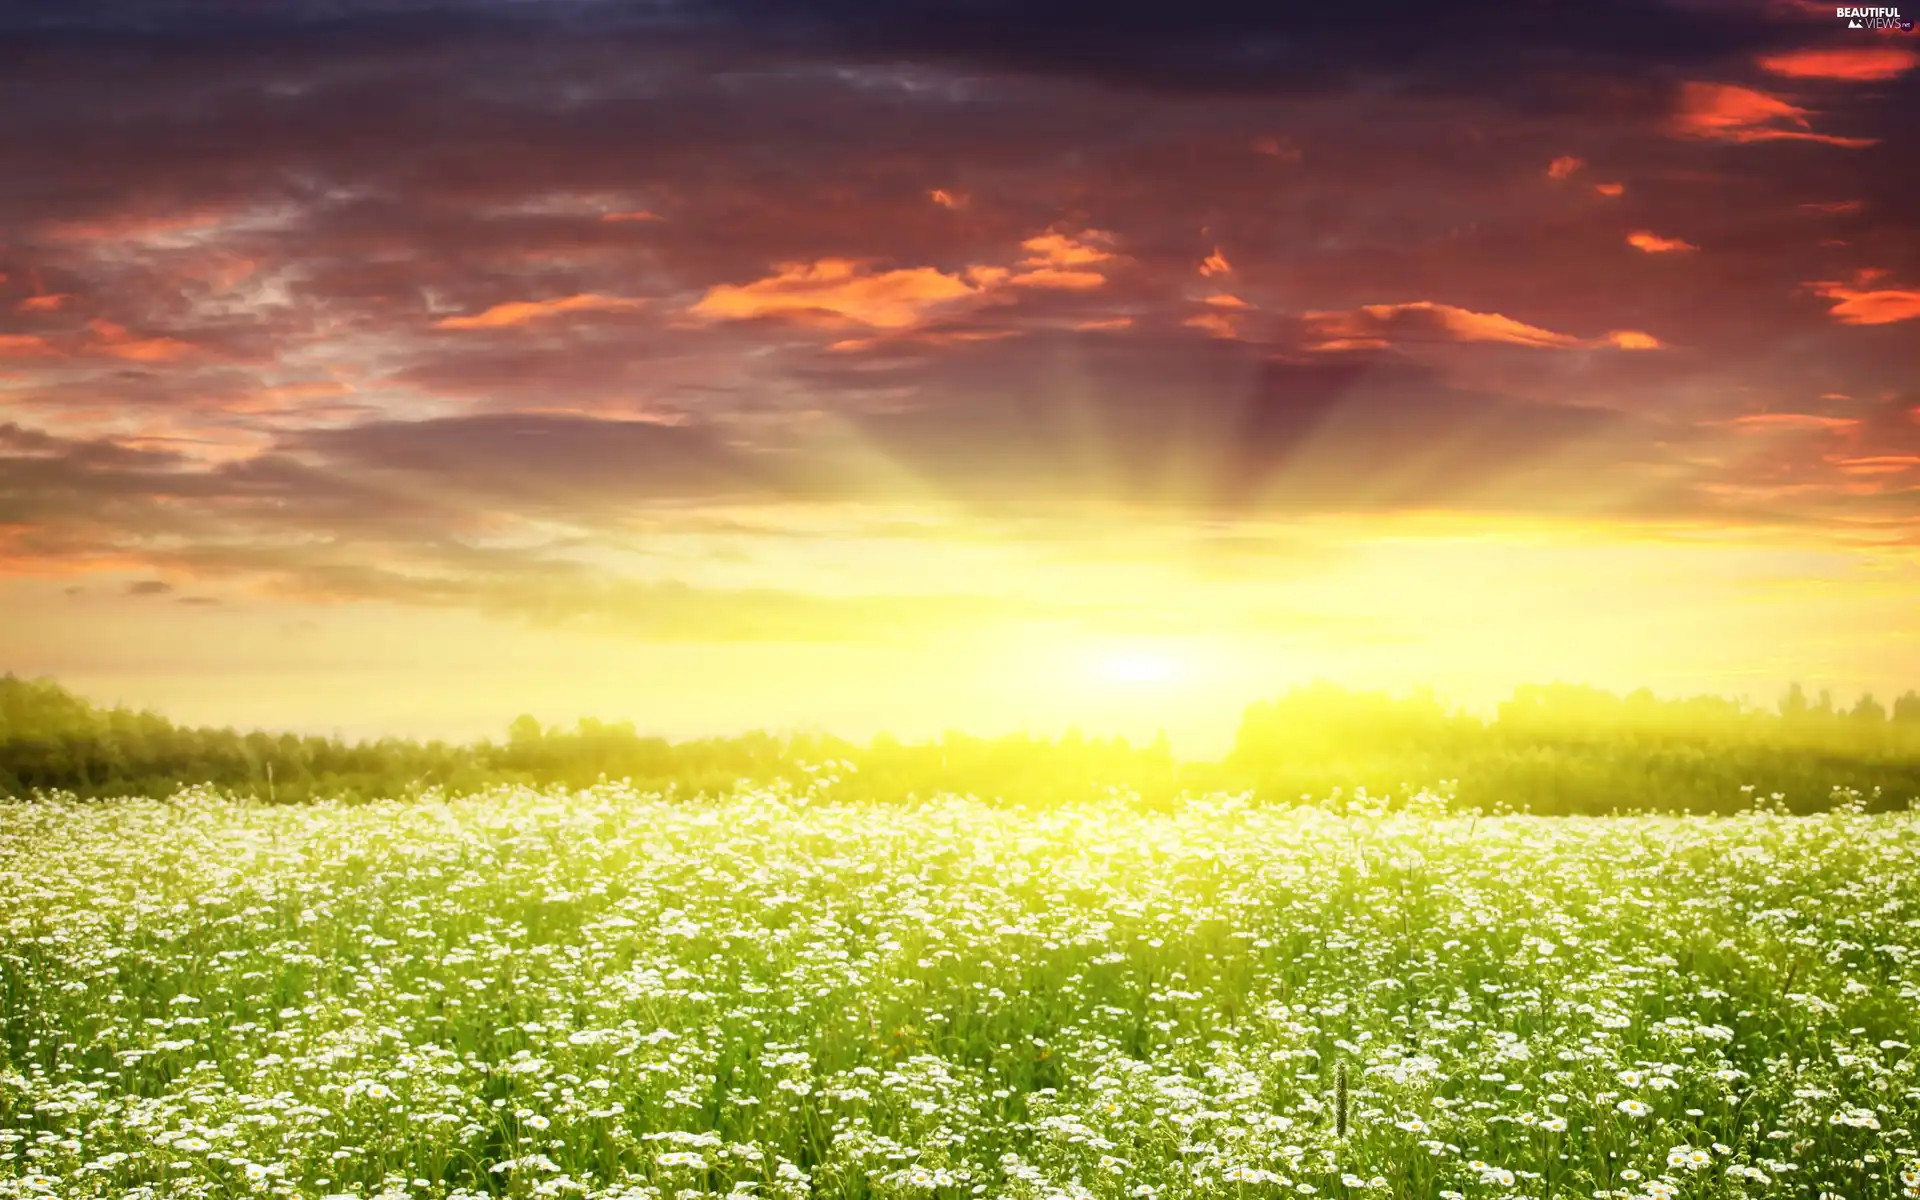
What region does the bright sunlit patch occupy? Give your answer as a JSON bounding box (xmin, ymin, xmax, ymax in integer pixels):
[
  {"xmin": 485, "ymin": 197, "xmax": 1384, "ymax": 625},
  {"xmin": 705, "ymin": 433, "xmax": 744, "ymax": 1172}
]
[{"xmin": 1097, "ymin": 647, "xmax": 1181, "ymax": 684}]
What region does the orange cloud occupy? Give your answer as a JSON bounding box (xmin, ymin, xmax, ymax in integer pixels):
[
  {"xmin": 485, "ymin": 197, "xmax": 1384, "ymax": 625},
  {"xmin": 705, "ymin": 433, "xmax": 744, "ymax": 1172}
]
[
  {"xmin": 42, "ymin": 210, "xmax": 232, "ymax": 242},
  {"xmin": 436, "ymin": 293, "xmax": 646, "ymax": 330},
  {"xmin": 1007, "ymin": 230, "xmax": 1117, "ymax": 290},
  {"xmin": 1627, "ymin": 230, "xmax": 1698, "ymax": 253},
  {"xmin": 16, "ymin": 294, "xmax": 69, "ymax": 312},
  {"xmin": 1075, "ymin": 317, "xmax": 1133, "ymax": 332},
  {"xmin": 1670, "ymin": 82, "xmax": 1877, "ymax": 146},
  {"xmin": 87, "ymin": 319, "xmax": 194, "ymax": 362},
  {"xmin": 1801, "ymin": 199, "xmax": 1864, "ymax": 214},
  {"xmin": 1805, "ymin": 280, "xmax": 1920, "ymax": 325},
  {"xmin": 1546, "ymin": 155, "xmax": 1585, "ymax": 179},
  {"xmin": 1182, "ymin": 313, "xmax": 1241, "ymax": 339},
  {"xmin": 1758, "ymin": 45, "xmax": 1919, "ymax": 81},
  {"xmin": 1008, "ymin": 268, "xmax": 1109, "ymax": 291},
  {"xmin": 1304, "ymin": 303, "xmax": 1663, "ymax": 352},
  {"xmin": 1203, "ymin": 293, "xmax": 1250, "ymax": 309},
  {"xmin": 827, "ymin": 328, "xmax": 1016, "ymax": 353},
  {"xmin": 1303, "ymin": 302, "xmax": 1584, "ymax": 350},
  {"xmin": 100, "ymin": 338, "xmax": 194, "ymax": 363},
  {"xmin": 0, "ymin": 334, "xmax": 58, "ymax": 358},
  {"xmin": 0, "ymin": 547, "xmax": 154, "ymax": 579},
  {"xmin": 1199, "ymin": 247, "xmax": 1232, "ymax": 277},
  {"xmin": 1020, "ymin": 232, "xmax": 1114, "ymax": 269},
  {"xmin": 928, "ymin": 189, "xmax": 967, "ymax": 209},
  {"xmin": 1832, "ymin": 455, "xmax": 1920, "ymax": 475},
  {"xmin": 1724, "ymin": 413, "xmax": 1860, "ymax": 433},
  {"xmin": 702, "ymin": 229, "xmax": 1121, "ymax": 327},
  {"xmin": 599, "ymin": 210, "xmax": 661, "ymax": 223},
  {"xmin": 225, "ymin": 381, "xmax": 360, "ymax": 415},
  {"xmin": 1594, "ymin": 182, "xmax": 1625, "ymax": 197},
  {"xmin": 691, "ymin": 260, "xmax": 980, "ymax": 329}
]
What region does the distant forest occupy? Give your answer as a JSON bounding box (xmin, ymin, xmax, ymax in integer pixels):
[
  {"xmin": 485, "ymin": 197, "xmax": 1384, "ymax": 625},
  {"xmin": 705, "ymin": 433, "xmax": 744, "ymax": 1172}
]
[{"xmin": 3, "ymin": 674, "xmax": 1920, "ymax": 813}]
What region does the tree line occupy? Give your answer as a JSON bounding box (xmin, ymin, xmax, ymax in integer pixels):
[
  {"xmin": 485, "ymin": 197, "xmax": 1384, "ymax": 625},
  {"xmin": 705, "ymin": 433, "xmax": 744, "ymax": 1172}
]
[{"xmin": 3, "ymin": 673, "xmax": 1919, "ymax": 812}]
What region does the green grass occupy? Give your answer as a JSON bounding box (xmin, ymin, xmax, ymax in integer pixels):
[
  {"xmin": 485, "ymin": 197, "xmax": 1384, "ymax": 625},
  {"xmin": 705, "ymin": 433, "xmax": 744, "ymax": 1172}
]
[{"xmin": 2, "ymin": 782, "xmax": 1918, "ymax": 1200}]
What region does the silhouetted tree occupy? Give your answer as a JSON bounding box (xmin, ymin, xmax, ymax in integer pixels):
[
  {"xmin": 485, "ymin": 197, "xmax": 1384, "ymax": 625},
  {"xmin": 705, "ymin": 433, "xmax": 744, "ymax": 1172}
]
[
  {"xmin": 1895, "ymin": 691, "xmax": 1920, "ymax": 725},
  {"xmin": 5, "ymin": 672, "xmax": 1920, "ymax": 813}
]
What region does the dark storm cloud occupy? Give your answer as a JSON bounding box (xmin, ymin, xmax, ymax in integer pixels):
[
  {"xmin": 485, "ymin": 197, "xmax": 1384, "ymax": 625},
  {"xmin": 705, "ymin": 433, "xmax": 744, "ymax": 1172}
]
[
  {"xmin": 0, "ymin": 423, "xmax": 184, "ymax": 474},
  {"xmin": 0, "ymin": 1, "xmax": 1833, "ymax": 98},
  {"xmin": 0, "ymin": 422, "xmax": 461, "ymax": 553},
  {"xmin": 677, "ymin": 0, "xmax": 1826, "ymax": 101},
  {"xmin": 286, "ymin": 413, "xmax": 802, "ymax": 503}
]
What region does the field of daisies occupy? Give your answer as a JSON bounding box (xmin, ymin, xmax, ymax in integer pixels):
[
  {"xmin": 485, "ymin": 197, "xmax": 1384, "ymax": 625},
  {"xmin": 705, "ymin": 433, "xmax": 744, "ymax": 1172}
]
[{"xmin": 2, "ymin": 783, "xmax": 1918, "ymax": 1200}]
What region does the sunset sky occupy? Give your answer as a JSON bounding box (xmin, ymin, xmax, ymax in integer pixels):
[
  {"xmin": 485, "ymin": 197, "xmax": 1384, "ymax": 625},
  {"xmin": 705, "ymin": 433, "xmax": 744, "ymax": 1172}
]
[{"xmin": 2, "ymin": 1, "xmax": 1918, "ymax": 751}]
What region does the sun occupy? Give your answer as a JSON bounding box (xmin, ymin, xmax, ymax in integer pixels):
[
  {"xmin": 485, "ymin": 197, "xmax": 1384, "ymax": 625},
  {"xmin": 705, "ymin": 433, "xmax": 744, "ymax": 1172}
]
[{"xmin": 1097, "ymin": 647, "xmax": 1181, "ymax": 685}]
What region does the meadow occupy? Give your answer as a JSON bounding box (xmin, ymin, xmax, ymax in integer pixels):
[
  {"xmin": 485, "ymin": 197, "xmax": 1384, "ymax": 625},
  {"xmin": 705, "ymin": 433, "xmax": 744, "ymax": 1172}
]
[{"xmin": 2, "ymin": 782, "xmax": 1918, "ymax": 1200}]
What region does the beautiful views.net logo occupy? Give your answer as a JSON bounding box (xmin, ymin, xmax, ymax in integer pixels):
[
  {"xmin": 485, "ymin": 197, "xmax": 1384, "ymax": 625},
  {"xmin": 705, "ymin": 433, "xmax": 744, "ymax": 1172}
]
[{"xmin": 1836, "ymin": 5, "xmax": 1916, "ymax": 29}]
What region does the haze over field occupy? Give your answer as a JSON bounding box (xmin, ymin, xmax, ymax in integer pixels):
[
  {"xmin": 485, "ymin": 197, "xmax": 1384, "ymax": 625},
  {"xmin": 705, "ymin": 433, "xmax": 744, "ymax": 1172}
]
[{"xmin": 1, "ymin": 2, "xmax": 1918, "ymax": 748}]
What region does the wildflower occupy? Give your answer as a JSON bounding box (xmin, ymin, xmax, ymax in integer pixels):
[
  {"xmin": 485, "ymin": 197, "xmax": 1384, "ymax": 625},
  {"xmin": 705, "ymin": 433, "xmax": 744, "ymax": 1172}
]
[{"xmin": 657, "ymin": 1152, "xmax": 708, "ymax": 1169}]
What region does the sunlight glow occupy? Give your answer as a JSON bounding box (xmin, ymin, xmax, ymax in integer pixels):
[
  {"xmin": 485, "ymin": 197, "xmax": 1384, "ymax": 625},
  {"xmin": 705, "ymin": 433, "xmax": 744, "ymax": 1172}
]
[{"xmin": 1097, "ymin": 647, "xmax": 1182, "ymax": 685}]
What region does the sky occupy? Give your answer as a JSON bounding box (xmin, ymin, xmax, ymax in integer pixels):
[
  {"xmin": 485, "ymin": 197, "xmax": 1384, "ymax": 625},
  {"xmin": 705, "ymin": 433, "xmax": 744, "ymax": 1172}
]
[{"xmin": 1, "ymin": 0, "xmax": 1917, "ymax": 752}]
